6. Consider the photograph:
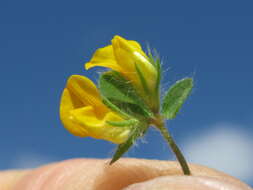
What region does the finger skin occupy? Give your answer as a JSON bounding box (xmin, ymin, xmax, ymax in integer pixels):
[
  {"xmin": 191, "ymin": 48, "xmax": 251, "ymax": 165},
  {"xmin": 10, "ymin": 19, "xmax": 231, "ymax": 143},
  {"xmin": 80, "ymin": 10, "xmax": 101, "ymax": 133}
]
[
  {"xmin": 0, "ymin": 170, "xmax": 29, "ymax": 190},
  {"xmin": 124, "ymin": 176, "xmax": 251, "ymax": 190},
  {"xmin": 0, "ymin": 158, "xmax": 251, "ymax": 190}
]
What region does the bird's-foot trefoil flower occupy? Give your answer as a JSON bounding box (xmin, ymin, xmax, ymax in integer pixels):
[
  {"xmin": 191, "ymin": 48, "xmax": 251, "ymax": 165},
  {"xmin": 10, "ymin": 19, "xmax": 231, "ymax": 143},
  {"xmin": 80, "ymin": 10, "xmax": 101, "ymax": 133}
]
[
  {"xmin": 60, "ymin": 75, "xmax": 133, "ymax": 144},
  {"xmin": 59, "ymin": 35, "xmax": 194, "ymax": 175},
  {"xmin": 85, "ymin": 35, "xmax": 160, "ymax": 112}
]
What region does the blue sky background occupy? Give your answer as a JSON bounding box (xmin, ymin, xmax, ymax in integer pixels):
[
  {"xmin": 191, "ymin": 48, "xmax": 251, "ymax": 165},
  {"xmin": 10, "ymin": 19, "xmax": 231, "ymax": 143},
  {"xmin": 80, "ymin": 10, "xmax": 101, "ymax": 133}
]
[{"xmin": 1, "ymin": 0, "xmax": 253, "ymax": 186}]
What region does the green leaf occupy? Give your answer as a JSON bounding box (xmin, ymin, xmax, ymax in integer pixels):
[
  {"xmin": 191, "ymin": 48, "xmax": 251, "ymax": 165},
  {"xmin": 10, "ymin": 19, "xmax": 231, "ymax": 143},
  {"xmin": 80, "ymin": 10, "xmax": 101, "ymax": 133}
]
[
  {"xmin": 99, "ymin": 71, "xmax": 153, "ymax": 118},
  {"xmin": 110, "ymin": 122, "xmax": 148, "ymax": 164},
  {"xmin": 162, "ymin": 78, "xmax": 193, "ymax": 119}
]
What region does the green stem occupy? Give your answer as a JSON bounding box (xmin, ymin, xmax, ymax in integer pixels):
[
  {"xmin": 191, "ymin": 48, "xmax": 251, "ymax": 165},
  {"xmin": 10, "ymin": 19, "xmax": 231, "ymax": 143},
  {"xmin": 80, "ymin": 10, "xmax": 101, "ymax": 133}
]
[{"xmin": 158, "ymin": 121, "xmax": 191, "ymax": 175}]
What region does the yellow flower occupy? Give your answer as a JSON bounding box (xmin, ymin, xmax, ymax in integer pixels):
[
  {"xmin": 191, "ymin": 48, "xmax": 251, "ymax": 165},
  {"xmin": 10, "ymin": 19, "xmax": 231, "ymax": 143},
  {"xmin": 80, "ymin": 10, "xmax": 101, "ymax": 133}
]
[
  {"xmin": 85, "ymin": 35, "xmax": 157, "ymax": 100},
  {"xmin": 59, "ymin": 75, "xmax": 131, "ymax": 144}
]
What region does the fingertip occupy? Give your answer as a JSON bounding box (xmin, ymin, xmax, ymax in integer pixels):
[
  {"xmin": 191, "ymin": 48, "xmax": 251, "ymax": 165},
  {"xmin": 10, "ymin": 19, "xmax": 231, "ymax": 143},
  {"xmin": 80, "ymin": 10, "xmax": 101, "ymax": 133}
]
[
  {"xmin": 123, "ymin": 176, "xmax": 252, "ymax": 190},
  {"xmin": 8, "ymin": 158, "xmax": 252, "ymax": 190}
]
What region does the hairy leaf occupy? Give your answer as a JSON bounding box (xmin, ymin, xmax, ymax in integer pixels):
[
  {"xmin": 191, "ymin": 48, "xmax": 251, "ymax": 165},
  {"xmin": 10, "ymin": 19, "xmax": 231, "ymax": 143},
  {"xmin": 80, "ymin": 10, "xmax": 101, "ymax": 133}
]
[
  {"xmin": 162, "ymin": 78, "xmax": 193, "ymax": 119},
  {"xmin": 99, "ymin": 71, "xmax": 153, "ymax": 118},
  {"xmin": 110, "ymin": 122, "xmax": 148, "ymax": 164}
]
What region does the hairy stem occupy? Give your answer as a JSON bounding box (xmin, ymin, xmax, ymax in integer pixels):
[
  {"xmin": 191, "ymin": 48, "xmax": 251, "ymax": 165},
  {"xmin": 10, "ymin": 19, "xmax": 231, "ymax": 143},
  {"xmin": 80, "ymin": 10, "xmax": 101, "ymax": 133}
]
[{"xmin": 157, "ymin": 121, "xmax": 191, "ymax": 175}]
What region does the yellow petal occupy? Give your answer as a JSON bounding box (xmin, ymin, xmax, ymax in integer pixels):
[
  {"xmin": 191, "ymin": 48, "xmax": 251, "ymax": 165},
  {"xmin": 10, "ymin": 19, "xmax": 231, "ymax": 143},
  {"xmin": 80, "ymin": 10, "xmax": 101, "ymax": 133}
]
[
  {"xmin": 112, "ymin": 35, "xmax": 149, "ymax": 62},
  {"xmin": 111, "ymin": 35, "xmax": 157, "ymax": 92},
  {"xmin": 127, "ymin": 40, "xmax": 142, "ymax": 50},
  {"xmin": 59, "ymin": 88, "xmax": 88, "ymax": 137},
  {"xmin": 85, "ymin": 45, "xmax": 122, "ymax": 72},
  {"xmin": 71, "ymin": 106, "xmax": 131, "ymax": 144},
  {"xmin": 66, "ymin": 75, "xmax": 106, "ymax": 110}
]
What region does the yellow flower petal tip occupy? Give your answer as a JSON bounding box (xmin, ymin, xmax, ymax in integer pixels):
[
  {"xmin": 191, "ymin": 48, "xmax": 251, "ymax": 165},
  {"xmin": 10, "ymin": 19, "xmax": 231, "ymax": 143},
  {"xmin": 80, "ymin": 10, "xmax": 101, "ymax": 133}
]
[
  {"xmin": 84, "ymin": 45, "xmax": 120, "ymax": 71},
  {"xmin": 84, "ymin": 63, "xmax": 91, "ymax": 70},
  {"xmin": 60, "ymin": 74, "xmax": 131, "ymax": 144},
  {"xmin": 111, "ymin": 35, "xmax": 141, "ymax": 52}
]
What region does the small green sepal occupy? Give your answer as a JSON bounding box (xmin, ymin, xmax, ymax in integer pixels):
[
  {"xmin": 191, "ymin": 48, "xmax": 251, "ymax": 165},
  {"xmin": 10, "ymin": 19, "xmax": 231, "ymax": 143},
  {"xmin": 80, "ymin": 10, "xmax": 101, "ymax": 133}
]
[
  {"xmin": 147, "ymin": 48, "xmax": 162, "ymax": 112},
  {"xmin": 106, "ymin": 119, "xmax": 139, "ymax": 127},
  {"xmin": 110, "ymin": 122, "xmax": 148, "ymax": 164}
]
